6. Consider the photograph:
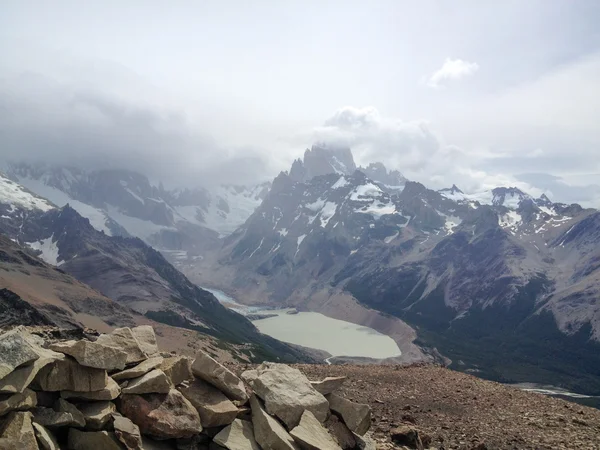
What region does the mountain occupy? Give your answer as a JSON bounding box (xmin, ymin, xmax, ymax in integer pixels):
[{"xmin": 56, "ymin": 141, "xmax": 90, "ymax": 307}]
[
  {"xmin": 187, "ymin": 149, "xmax": 600, "ymax": 394},
  {"xmin": 0, "ymin": 174, "xmax": 314, "ymax": 363},
  {"xmin": 4, "ymin": 163, "xmax": 270, "ymax": 254},
  {"xmin": 289, "ymin": 143, "xmax": 407, "ymax": 190}
]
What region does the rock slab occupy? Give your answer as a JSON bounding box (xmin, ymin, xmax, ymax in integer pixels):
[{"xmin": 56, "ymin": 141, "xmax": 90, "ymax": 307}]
[
  {"xmin": 250, "ymin": 395, "xmax": 299, "ymax": 450},
  {"xmin": 179, "ymin": 378, "xmax": 238, "ymax": 428},
  {"xmin": 119, "ymin": 389, "xmax": 201, "ymax": 439},
  {"xmin": 96, "ymin": 328, "xmax": 148, "ymax": 365},
  {"xmin": 160, "ymin": 356, "xmax": 192, "ymax": 386},
  {"xmin": 113, "ymin": 415, "xmax": 143, "ymax": 450},
  {"xmin": 112, "ymin": 356, "xmax": 164, "ymax": 381},
  {"xmin": 34, "ymin": 358, "xmax": 108, "ymax": 392},
  {"xmin": 310, "ymin": 377, "xmax": 346, "ymax": 395},
  {"xmin": 0, "ymin": 411, "xmax": 38, "ymax": 450},
  {"xmin": 327, "ymin": 393, "xmax": 371, "ymax": 435},
  {"xmin": 191, "ymin": 351, "xmax": 247, "ymax": 402},
  {"xmin": 49, "ymin": 340, "xmax": 127, "ymax": 371},
  {"xmin": 68, "ymin": 428, "xmax": 123, "ymax": 450},
  {"xmin": 290, "ymin": 410, "xmax": 342, "ymax": 450},
  {"xmin": 213, "ymin": 418, "xmax": 260, "ymax": 450},
  {"xmin": 253, "ymin": 363, "xmax": 329, "ymax": 428},
  {"xmin": 121, "ymin": 369, "xmax": 171, "ymax": 395}
]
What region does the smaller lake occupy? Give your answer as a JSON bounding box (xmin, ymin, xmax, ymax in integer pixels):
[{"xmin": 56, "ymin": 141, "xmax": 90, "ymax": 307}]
[{"xmin": 204, "ymin": 287, "xmax": 401, "ymax": 359}]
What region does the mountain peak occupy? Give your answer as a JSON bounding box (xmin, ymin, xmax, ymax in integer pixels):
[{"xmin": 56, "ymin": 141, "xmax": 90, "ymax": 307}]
[{"xmin": 289, "ymin": 143, "xmax": 356, "ymax": 182}]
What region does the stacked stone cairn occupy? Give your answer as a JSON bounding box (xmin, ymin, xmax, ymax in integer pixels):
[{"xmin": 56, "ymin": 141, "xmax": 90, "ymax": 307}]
[{"xmin": 0, "ymin": 326, "xmax": 376, "ymax": 449}]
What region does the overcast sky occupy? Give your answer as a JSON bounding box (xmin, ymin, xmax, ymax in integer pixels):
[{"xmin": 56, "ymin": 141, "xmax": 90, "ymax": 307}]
[{"xmin": 1, "ymin": 1, "xmax": 599, "ymax": 204}]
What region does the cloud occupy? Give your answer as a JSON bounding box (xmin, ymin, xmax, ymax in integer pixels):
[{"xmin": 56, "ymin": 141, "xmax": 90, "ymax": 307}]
[
  {"xmin": 0, "ymin": 73, "xmax": 277, "ymax": 187},
  {"xmin": 310, "ymin": 106, "xmax": 559, "ymax": 199},
  {"xmin": 427, "ymin": 58, "xmax": 479, "ymax": 88}
]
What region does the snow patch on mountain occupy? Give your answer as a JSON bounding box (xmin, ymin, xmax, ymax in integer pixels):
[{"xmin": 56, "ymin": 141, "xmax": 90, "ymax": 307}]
[
  {"xmin": 0, "ymin": 174, "xmax": 54, "ymax": 212},
  {"xmin": 14, "ymin": 176, "xmax": 113, "ymax": 234},
  {"xmin": 26, "ymin": 235, "xmax": 62, "ymax": 265}
]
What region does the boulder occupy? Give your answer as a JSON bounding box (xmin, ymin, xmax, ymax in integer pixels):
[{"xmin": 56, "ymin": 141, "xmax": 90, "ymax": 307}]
[
  {"xmin": 327, "ymin": 394, "xmax": 371, "ymax": 435},
  {"xmin": 77, "ymin": 401, "xmax": 116, "ymax": 430},
  {"xmin": 0, "ymin": 411, "xmax": 38, "ymax": 450},
  {"xmin": 34, "ymin": 358, "xmax": 108, "ymax": 392},
  {"xmin": 325, "ymin": 415, "xmax": 356, "ymax": 449},
  {"xmin": 131, "ymin": 326, "xmax": 160, "ymax": 357},
  {"xmin": 113, "ymin": 415, "xmax": 143, "ymax": 450},
  {"xmin": 32, "ymin": 406, "xmax": 83, "ymax": 428},
  {"xmin": 119, "ymin": 389, "xmax": 201, "ymax": 439},
  {"xmin": 49, "ymin": 340, "xmax": 127, "ymax": 371},
  {"xmin": 390, "ymin": 425, "xmax": 423, "ymax": 450},
  {"xmin": 250, "ymin": 395, "xmax": 299, "ymax": 450},
  {"xmin": 54, "ymin": 399, "xmax": 86, "ymax": 428},
  {"xmin": 160, "ymin": 356, "xmax": 192, "ymax": 386},
  {"xmin": 290, "ymin": 410, "xmax": 341, "ymax": 450},
  {"xmin": 191, "ymin": 351, "xmax": 247, "ymax": 402},
  {"xmin": 121, "ymin": 369, "xmax": 171, "ymax": 395},
  {"xmin": 0, "ymin": 330, "xmax": 40, "ymax": 381},
  {"xmin": 179, "ymin": 378, "xmax": 238, "ymax": 428},
  {"xmin": 240, "ymin": 370, "xmax": 258, "ymax": 387},
  {"xmin": 112, "ymin": 356, "xmax": 164, "ymax": 381},
  {"xmin": 96, "ymin": 328, "xmax": 148, "ymax": 365},
  {"xmin": 0, "ymin": 389, "xmax": 37, "ymax": 416},
  {"xmin": 61, "ymin": 377, "xmax": 120, "ymax": 401},
  {"xmin": 0, "ymin": 346, "xmax": 64, "ymax": 394},
  {"xmin": 310, "ymin": 377, "xmax": 346, "ymax": 395},
  {"xmin": 253, "ymin": 363, "xmax": 329, "ymax": 428},
  {"xmin": 32, "ymin": 423, "xmax": 59, "ymax": 450},
  {"xmin": 213, "ymin": 419, "xmax": 260, "ymax": 450},
  {"xmin": 68, "ymin": 429, "xmax": 123, "ymax": 450}
]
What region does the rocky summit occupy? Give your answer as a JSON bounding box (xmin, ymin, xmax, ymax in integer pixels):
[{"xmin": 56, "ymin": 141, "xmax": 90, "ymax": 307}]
[
  {"xmin": 0, "ymin": 325, "xmax": 381, "ymax": 450},
  {"xmin": 2, "ymin": 325, "xmax": 600, "ymax": 449}
]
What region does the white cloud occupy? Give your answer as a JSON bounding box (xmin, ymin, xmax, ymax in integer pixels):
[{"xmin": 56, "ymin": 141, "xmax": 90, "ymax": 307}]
[
  {"xmin": 427, "ymin": 58, "xmax": 479, "ymax": 88},
  {"xmin": 309, "ymin": 106, "xmax": 554, "ymax": 199}
]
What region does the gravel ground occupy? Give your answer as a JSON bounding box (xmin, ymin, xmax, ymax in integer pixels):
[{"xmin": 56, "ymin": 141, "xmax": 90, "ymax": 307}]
[{"xmin": 237, "ymin": 363, "xmax": 600, "ymax": 450}]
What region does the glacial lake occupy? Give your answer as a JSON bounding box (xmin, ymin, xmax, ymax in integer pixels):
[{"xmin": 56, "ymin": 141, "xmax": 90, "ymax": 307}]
[{"xmin": 204, "ymin": 288, "xmax": 401, "ymax": 359}]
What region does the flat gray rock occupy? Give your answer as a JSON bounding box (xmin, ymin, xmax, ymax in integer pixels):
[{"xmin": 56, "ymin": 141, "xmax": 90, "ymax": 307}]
[
  {"xmin": 310, "ymin": 377, "xmax": 346, "ymax": 395},
  {"xmin": 113, "ymin": 415, "xmax": 143, "ymax": 450},
  {"xmin": 327, "ymin": 394, "xmax": 371, "ymax": 436},
  {"xmin": 0, "ymin": 330, "xmax": 40, "ymax": 380},
  {"xmin": 191, "ymin": 351, "xmax": 247, "ymax": 402},
  {"xmin": 131, "ymin": 326, "xmax": 160, "ymax": 357},
  {"xmin": 253, "ymin": 363, "xmax": 329, "ymax": 429},
  {"xmin": 32, "ymin": 423, "xmax": 59, "ymax": 450},
  {"xmin": 61, "ymin": 377, "xmax": 120, "ymax": 401},
  {"xmin": 160, "ymin": 356, "xmax": 192, "ymax": 386},
  {"xmin": 250, "ymin": 395, "xmax": 299, "ymax": 450},
  {"xmin": 121, "ymin": 369, "xmax": 171, "ymax": 395},
  {"xmin": 0, "ymin": 411, "xmax": 38, "ymax": 450},
  {"xmin": 213, "ymin": 419, "xmax": 260, "ymax": 450},
  {"xmin": 49, "ymin": 340, "xmax": 127, "ymax": 371},
  {"xmin": 112, "ymin": 356, "xmax": 164, "ymax": 381},
  {"xmin": 34, "ymin": 358, "xmax": 108, "ymax": 392},
  {"xmin": 290, "ymin": 410, "xmax": 341, "ymax": 450},
  {"xmin": 179, "ymin": 378, "xmax": 238, "ymax": 428},
  {"xmin": 68, "ymin": 429, "xmax": 123, "ymax": 450},
  {"xmin": 77, "ymin": 401, "xmax": 116, "ymax": 430},
  {"xmin": 0, "ymin": 388, "xmax": 37, "ymax": 416},
  {"xmin": 96, "ymin": 328, "xmax": 148, "ymax": 365}
]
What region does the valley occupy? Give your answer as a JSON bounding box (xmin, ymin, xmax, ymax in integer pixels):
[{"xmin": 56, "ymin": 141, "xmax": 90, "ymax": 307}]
[{"xmin": 2, "ymin": 143, "xmax": 600, "ymax": 400}]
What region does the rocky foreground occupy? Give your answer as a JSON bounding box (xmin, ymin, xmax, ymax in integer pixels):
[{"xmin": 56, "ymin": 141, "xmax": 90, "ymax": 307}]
[
  {"xmin": 1, "ymin": 326, "xmax": 600, "ymax": 450},
  {"xmin": 0, "ymin": 325, "xmax": 389, "ymax": 450}
]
